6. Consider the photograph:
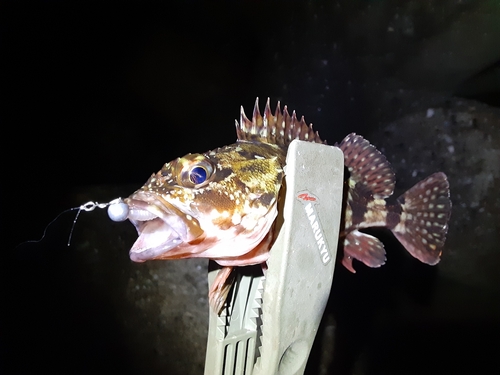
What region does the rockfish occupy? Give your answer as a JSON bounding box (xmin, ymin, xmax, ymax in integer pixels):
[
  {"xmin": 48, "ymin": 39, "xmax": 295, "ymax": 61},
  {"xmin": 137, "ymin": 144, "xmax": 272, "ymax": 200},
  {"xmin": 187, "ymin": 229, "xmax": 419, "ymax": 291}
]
[{"xmin": 123, "ymin": 98, "xmax": 451, "ymax": 310}]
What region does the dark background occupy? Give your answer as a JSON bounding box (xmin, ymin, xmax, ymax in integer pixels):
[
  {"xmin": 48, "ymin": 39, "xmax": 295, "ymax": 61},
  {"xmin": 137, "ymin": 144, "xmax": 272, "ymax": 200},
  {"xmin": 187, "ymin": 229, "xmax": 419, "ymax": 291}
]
[
  {"xmin": 4, "ymin": 1, "xmax": 500, "ymax": 248},
  {"xmin": 2, "ymin": 1, "xmax": 500, "ymax": 374}
]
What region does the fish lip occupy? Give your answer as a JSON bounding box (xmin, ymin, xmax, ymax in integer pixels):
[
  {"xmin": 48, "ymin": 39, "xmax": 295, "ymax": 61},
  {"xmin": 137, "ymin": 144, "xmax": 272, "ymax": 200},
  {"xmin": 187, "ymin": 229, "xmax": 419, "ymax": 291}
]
[
  {"xmin": 125, "ymin": 195, "xmax": 168, "ymax": 223},
  {"xmin": 126, "ymin": 192, "xmax": 198, "ymax": 240},
  {"xmin": 124, "ymin": 192, "xmax": 203, "ymax": 261}
]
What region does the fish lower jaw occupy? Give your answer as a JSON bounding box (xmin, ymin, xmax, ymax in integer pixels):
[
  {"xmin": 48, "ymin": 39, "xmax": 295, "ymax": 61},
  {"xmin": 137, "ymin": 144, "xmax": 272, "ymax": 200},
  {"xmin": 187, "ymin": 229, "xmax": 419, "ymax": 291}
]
[{"xmin": 129, "ymin": 218, "xmax": 183, "ymax": 262}]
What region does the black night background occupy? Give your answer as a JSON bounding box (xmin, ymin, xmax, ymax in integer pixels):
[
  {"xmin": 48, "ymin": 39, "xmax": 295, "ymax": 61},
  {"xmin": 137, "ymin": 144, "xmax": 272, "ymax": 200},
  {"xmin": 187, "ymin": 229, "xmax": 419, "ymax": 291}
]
[{"xmin": 2, "ymin": 1, "xmax": 500, "ymax": 374}]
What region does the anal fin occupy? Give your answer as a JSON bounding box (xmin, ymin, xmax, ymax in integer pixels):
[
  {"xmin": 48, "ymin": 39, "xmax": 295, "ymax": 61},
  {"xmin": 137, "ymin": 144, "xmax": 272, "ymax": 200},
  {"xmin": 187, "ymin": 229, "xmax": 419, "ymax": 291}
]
[{"xmin": 342, "ymin": 230, "xmax": 386, "ymax": 273}]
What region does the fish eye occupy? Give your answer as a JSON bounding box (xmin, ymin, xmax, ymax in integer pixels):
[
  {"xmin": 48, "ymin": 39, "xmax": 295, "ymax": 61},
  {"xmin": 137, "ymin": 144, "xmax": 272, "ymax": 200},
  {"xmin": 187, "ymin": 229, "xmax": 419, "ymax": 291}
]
[
  {"xmin": 189, "ymin": 166, "xmax": 208, "ymax": 185},
  {"xmin": 176, "ymin": 154, "xmax": 214, "ymax": 188}
]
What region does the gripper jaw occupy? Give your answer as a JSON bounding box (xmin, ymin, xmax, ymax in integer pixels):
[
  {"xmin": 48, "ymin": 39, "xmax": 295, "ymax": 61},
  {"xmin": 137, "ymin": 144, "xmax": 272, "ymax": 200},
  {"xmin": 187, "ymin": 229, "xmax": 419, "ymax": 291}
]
[{"xmin": 205, "ymin": 140, "xmax": 344, "ymax": 375}]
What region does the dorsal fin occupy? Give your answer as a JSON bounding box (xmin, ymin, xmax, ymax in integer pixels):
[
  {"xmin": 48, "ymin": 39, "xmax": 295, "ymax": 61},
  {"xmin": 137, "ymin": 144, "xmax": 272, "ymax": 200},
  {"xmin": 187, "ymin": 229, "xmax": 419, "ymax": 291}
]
[
  {"xmin": 235, "ymin": 98, "xmax": 325, "ymax": 148},
  {"xmin": 337, "ymin": 133, "xmax": 396, "ymax": 199}
]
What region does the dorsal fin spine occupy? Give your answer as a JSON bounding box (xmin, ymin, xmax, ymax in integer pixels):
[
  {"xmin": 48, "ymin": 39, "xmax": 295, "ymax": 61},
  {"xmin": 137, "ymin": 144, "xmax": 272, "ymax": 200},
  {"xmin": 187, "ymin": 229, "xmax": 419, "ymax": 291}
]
[
  {"xmin": 251, "ymin": 97, "xmax": 260, "ymax": 135},
  {"xmin": 235, "ymin": 98, "xmax": 325, "ymax": 147}
]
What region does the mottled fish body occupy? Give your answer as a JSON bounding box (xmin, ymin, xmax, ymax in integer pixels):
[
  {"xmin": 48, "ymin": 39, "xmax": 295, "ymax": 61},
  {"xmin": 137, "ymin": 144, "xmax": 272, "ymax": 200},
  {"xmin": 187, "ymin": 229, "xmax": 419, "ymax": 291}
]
[
  {"xmin": 124, "ymin": 98, "xmax": 451, "ymax": 309},
  {"xmin": 337, "ymin": 134, "xmax": 451, "ymax": 272}
]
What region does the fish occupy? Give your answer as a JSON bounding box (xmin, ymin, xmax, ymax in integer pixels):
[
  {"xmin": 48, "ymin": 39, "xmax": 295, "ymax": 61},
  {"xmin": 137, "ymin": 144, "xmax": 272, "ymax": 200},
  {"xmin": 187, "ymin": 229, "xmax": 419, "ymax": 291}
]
[{"xmin": 123, "ymin": 98, "xmax": 451, "ymax": 311}]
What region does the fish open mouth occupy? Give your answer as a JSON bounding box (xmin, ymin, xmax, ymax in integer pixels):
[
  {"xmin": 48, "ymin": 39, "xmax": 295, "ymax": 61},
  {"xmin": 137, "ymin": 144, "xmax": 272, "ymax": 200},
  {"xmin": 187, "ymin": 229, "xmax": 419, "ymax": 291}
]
[{"xmin": 125, "ymin": 194, "xmax": 204, "ymax": 262}]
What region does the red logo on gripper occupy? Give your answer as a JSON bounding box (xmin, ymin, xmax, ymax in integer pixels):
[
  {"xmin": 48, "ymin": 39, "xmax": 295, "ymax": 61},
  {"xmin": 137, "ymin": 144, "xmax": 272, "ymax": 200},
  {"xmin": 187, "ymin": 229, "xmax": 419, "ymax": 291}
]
[{"xmin": 297, "ymin": 193, "xmax": 317, "ymax": 202}]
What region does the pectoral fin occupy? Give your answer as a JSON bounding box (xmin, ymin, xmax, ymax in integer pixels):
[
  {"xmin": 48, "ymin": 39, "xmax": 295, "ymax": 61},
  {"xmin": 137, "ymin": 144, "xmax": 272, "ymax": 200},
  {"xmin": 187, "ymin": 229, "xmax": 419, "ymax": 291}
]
[{"xmin": 209, "ymin": 266, "xmax": 234, "ymax": 313}]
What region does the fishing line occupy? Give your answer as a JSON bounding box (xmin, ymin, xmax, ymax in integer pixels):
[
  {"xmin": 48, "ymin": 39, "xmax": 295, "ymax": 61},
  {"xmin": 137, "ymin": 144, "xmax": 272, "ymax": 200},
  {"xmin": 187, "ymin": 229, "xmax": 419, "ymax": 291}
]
[{"xmin": 18, "ymin": 198, "xmax": 129, "ymax": 248}]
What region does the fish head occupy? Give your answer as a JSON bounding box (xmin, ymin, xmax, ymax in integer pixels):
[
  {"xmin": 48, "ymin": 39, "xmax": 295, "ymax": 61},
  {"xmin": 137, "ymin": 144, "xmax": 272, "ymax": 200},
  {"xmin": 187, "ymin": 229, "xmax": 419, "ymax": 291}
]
[{"xmin": 125, "ymin": 141, "xmax": 285, "ymax": 265}]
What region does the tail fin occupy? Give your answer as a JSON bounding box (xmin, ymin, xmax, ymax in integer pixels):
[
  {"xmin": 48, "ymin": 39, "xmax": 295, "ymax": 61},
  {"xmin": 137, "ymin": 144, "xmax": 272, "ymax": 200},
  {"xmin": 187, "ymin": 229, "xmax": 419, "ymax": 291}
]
[{"xmin": 391, "ymin": 172, "xmax": 451, "ymax": 265}]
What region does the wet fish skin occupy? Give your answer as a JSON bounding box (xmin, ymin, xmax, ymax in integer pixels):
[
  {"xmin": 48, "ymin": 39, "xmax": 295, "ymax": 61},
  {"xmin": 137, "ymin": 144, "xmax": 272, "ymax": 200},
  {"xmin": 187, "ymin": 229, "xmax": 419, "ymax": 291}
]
[
  {"xmin": 337, "ymin": 132, "xmax": 451, "ymax": 272},
  {"xmin": 124, "ymin": 98, "xmax": 451, "ymax": 310}
]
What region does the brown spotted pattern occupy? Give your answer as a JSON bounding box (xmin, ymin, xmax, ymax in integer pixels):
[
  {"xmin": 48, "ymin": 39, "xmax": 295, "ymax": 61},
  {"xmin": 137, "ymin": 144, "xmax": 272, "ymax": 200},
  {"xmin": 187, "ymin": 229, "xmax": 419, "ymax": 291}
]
[
  {"xmin": 393, "ymin": 172, "xmax": 451, "ymax": 265},
  {"xmin": 124, "ymin": 100, "xmax": 452, "ymax": 309},
  {"xmin": 130, "ymin": 141, "xmax": 285, "ymax": 236},
  {"xmin": 336, "ymin": 133, "xmax": 451, "ymax": 272},
  {"xmin": 125, "ymin": 99, "xmax": 332, "ymax": 311},
  {"xmin": 338, "ymin": 133, "xmax": 395, "ymax": 199}
]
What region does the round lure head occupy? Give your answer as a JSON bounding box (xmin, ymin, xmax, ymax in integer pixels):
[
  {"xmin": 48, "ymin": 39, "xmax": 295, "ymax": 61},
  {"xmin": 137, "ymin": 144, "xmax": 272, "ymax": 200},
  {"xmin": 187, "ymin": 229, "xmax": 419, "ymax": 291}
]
[{"xmin": 124, "ymin": 141, "xmax": 285, "ymax": 266}]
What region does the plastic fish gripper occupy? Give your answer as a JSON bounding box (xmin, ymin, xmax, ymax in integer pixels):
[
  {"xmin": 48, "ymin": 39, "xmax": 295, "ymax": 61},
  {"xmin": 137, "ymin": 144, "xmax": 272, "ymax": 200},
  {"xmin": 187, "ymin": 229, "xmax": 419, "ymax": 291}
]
[{"xmin": 204, "ymin": 140, "xmax": 344, "ymax": 375}]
